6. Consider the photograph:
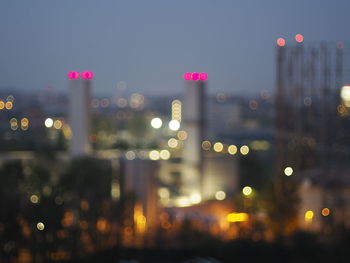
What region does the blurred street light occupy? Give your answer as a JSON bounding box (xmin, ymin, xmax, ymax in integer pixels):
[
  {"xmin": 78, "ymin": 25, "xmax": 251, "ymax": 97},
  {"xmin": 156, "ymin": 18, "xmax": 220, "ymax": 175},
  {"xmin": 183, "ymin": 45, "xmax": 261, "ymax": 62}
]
[
  {"xmin": 213, "ymin": 142, "xmax": 223, "ymax": 152},
  {"xmin": 227, "ymin": 213, "xmax": 248, "ymax": 222},
  {"xmin": 341, "ymin": 85, "xmax": 350, "ymax": 107},
  {"xmin": 36, "ymin": 222, "xmax": 45, "ymax": 231},
  {"xmin": 215, "ymin": 190, "xmax": 226, "ymax": 200},
  {"xmin": 149, "ymin": 150, "xmax": 160, "ymax": 160},
  {"xmin": 151, "ymin": 117, "xmax": 162, "ymax": 129},
  {"xmin": 305, "ymin": 210, "xmax": 314, "ymax": 222},
  {"xmin": 242, "ymin": 186, "xmax": 253, "ymax": 196},
  {"xmin": 240, "ymin": 145, "xmax": 249, "ymax": 155},
  {"xmin": 159, "ymin": 149, "xmax": 171, "ymax": 160},
  {"xmin": 169, "ymin": 120, "xmax": 180, "ymax": 131},
  {"xmin": 190, "ymin": 193, "xmax": 201, "ymax": 204},
  {"xmin": 284, "ymin": 166, "xmax": 293, "ymax": 176},
  {"xmin": 45, "ymin": 118, "xmax": 54, "ymax": 128},
  {"xmin": 167, "ymin": 138, "xmax": 178, "ymax": 148},
  {"xmin": 322, "ymin": 208, "xmax": 330, "ymax": 217},
  {"xmin": 228, "ymin": 145, "xmax": 238, "ymax": 155}
]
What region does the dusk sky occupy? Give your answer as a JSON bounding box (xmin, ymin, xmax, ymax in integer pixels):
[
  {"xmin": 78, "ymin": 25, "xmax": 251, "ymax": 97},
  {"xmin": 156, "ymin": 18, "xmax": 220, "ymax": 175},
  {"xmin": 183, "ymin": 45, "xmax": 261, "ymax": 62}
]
[{"xmin": 1, "ymin": 0, "xmax": 349, "ymax": 96}]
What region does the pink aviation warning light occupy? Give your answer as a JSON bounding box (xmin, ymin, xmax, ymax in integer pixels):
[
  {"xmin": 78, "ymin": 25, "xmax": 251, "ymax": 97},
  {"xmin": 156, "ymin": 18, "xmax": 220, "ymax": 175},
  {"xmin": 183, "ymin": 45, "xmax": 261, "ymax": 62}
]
[
  {"xmin": 184, "ymin": 72, "xmax": 192, "ymax": 80},
  {"xmin": 183, "ymin": 72, "xmax": 208, "ymax": 81},
  {"xmin": 82, "ymin": 71, "xmax": 94, "ymax": 79},
  {"xmin": 68, "ymin": 71, "xmax": 80, "ymax": 79},
  {"xmin": 295, "ymin": 34, "xmax": 304, "ymax": 43},
  {"xmin": 191, "ymin": 72, "xmax": 200, "ymax": 81},
  {"xmin": 199, "ymin": 72, "xmax": 208, "ymax": 81},
  {"xmin": 277, "ymin": 37, "xmax": 286, "ymax": 47}
]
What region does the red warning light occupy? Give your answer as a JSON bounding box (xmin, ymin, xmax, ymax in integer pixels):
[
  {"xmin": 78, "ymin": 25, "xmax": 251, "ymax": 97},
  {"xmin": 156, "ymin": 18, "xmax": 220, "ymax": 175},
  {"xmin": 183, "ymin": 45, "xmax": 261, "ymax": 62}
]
[
  {"xmin": 336, "ymin": 42, "xmax": 344, "ymax": 49},
  {"xmin": 191, "ymin": 72, "xmax": 200, "ymax": 81},
  {"xmin": 184, "ymin": 72, "xmax": 192, "ymax": 80},
  {"xmin": 199, "ymin": 72, "xmax": 208, "ymax": 81},
  {"xmin": 68, "ymin": 71, "xmax": 80, "ymax": 79},
  {"xmin": 295, "ymin": 34, "xmax": 304, "ymax": 43},
  {"xmin": 184, "ymin": 72, "xmax": 208, "ymax": 81},
  {"xmin": 277, "ymin": 38, "xmax": 286, "ymax": 47},
  {"xmin": 82, "ymin": 71, "xmax": 94, "ymax": 79}
]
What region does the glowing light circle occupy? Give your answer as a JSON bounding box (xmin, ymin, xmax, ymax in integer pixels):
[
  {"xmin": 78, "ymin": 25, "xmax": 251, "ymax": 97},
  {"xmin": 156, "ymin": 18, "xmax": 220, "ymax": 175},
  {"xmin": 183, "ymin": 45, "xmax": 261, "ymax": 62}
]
[
  {"xmin": 184, "ymin": 72, "xmax": 192, "ymax": 80},
  {"xmin": 277, "ymin": 38, "xmax": 286, "ymax": 47},
  {"xmin": 295, "ymin": 34, "xmax": 304, "ymax": 43},
  {"xmin": 191, "ymin": 72, "xmax": 200, "ymax": 81},
  {"xmin": 199, "ymin": 72, "xmax": 208, "ymax": 81},
  {"xmin": 68, "ymin": 71, "xmax": 80, "ymax": 79},
  {"xmin": 82, "ymin": 71, "xmax": 93, "ymax": 79}
]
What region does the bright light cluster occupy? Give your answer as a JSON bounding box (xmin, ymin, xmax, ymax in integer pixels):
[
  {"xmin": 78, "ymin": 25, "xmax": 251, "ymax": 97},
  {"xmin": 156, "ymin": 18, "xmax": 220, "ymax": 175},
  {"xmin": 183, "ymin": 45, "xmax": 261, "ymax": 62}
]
[
  {"xmin": 183, "ymin": 72, "xmax": 208, "ymax": 81},
  {"xmin": 201, "ymin": 140, "xmax": 252, "ymax": 156},
  {"xmin": 68, "ymin": 71, "xmax": 94, "ymax": 79},
  {"xmin": 44, "ymin": 118, "xmax": 63, "ymax": 130},
  {"xmin": 276, "ymin": 34, "xmax": 304, "ymax": 47}
]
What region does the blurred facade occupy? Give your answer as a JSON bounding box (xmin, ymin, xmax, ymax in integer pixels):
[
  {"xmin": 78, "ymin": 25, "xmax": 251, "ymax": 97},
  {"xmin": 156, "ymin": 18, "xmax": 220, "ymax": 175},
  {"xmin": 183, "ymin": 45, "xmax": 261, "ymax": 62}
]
[{"xmin": 275, "ymin": 41, "xmax": 350, "ymax": 232}]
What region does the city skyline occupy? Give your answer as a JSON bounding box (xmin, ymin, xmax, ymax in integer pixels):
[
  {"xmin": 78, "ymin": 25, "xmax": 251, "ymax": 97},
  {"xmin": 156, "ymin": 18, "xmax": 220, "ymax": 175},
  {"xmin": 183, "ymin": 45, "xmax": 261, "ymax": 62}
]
[{"xmin": 1, "ymin": 0, "xmax": 350, "ymax": 96}]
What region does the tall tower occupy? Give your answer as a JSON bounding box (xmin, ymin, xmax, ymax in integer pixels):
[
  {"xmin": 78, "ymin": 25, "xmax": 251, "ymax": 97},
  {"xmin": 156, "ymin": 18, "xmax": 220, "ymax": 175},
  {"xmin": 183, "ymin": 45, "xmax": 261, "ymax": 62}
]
[
  {"xmin": 182, "ymin": 72, "xmax": 207, "ymax": 200},
  {"xmin": 68, "ymin": 71, "xmax": 92, "ymax": 157}
]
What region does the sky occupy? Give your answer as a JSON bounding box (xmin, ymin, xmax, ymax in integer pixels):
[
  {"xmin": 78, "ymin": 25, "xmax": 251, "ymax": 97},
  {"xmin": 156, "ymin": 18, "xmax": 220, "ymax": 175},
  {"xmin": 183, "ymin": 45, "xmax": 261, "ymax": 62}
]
[{"xmin": 0, "ymin": 0, "xmax": 350, "ymax": 96}]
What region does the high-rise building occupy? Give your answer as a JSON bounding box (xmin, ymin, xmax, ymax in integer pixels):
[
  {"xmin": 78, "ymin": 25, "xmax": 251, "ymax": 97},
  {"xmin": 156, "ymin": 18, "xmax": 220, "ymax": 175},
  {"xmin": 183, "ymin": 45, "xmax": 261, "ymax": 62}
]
[
  {"xmin": 182, "ymin": 79, "xmax": 206, "ymax": 198},
  {"xmin": 69, "ymin": 78, "xmax": 92, "ymax": 157}
]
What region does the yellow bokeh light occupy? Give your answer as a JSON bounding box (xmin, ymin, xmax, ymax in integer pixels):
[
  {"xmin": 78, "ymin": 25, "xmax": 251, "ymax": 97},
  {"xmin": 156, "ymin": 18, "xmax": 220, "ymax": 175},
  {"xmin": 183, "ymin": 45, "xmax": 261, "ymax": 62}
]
[
  {"xmin": 228, "ymin": 145, "xmax": 238, "ymax": 155},
  {"xmin": 168, "ymin": 138, "xmax": 178, "ymax": 148},
  {"xmin": 36, "ymin": 222, "xmax": 45, "ymax": 231},
  {"xmin": 177, "ymin": 130, "xmax": 187, "ymax": 140},
  {"xmin": 53, "ymin": 120, "xmax": 62, "ymax": 129},
  {"xmin": 213, "ymin": 142, "xmax": 224, "ymax": 152},
  {"xmin": 5, "ymin": 101, "xmax": 13, "ymax": 110},
  {"xmin": 175, "ymin": 197, "xmax": 191, "ymax": 207},
  {"xmin": 30, "ymin": 195, "xmax": 39, "ymax": 204},
  {"xmin": 125, "ymin": 151, "xmax": 136, "ymax": 160},
  {"xmin": 10, "ymin": 118, "xmax": 18, "ymax": 131},
  {"xmin": 341, "ymin": 85, "xmax": 350, "ymax": 106},
  {"xmin": 227, "ymin": 213, "xmax": 248, "ymax": 222},
  {"xmin": 160, "ymin": 149, "xmax": 171, "ymax": 160},
  {"xmin": 10, "ymin": 118, "xmax": 17, "ymax": 124},
  {"xmin": 201, "ymin": 140, "xmax": 211, "ymax": 150},
  {"xmin": 321, "ymin": 208, "xmax": 330, "ymax": 217},
  {"xmin": 0, "ymin": 100, "xmax": 4, "ymax": 110},
  {"xmin": 215, "ymin": 190, "xmax": 226, "ymax": 200},
  {"xmin": 149, "ymin": 150, "xmax": 160, "ymax": 160},
  {"xmin": 21, "ymin": 118, "xmax": 29, "ymax": 130},
  {"xmin": 305, "ymin": 210, "xmax": 314, "ymax": 221},
  {"xmin": 284, "ymin": 166, "xmax": 293, "ymax": 176},
  {"xmin": 21, "ymin": 118, "xmax": 29, "ymax": 126},
  {"xmin": 190, "ymin": 193, "xmax": 202, "ymax": 204},
  {"xmin": 242, "ymin": 186, "xmax": 252, "ymax": 196},
  {"xmin": 240, "ymin": 145, "xmax": 249, "ymax": 155},
  {"xmin": 158, "ymin": 187, "xmax": 170, "ymax": 199}
]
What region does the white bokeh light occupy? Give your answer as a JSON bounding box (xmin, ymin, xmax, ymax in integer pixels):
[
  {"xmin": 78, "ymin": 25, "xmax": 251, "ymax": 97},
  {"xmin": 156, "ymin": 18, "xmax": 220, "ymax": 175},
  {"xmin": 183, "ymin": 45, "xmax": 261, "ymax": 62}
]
[
  {"xmin": 169, "ymin": 120, "xmax": 180, "ymax": 131},
  {"xmin": 151, "ymin": 117, "xmax": 162, "ymax": 129}
]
